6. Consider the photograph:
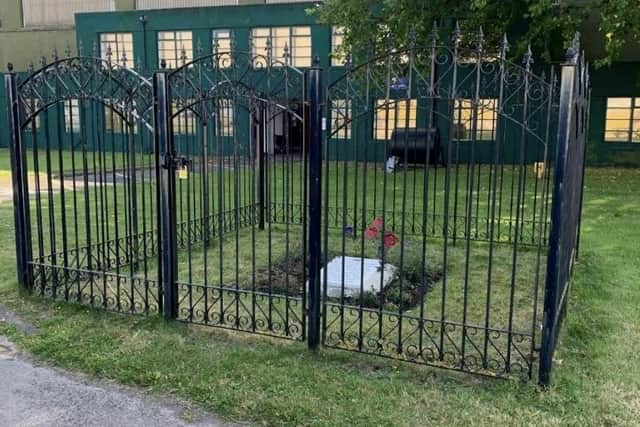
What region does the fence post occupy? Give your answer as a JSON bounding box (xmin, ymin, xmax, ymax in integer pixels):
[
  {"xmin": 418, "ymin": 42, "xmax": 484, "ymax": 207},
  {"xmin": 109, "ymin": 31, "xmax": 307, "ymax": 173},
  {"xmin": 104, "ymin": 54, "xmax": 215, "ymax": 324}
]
[
  {"xmin": 6, "ymin": 65, "xmax": 32, "ymax": 290},
  {"xmin": 539, "ymin": 44, "xmax": 578, "ymax": 387},
  {"xmin": 307, "ymin": 58, "xmax": 323, "ymax": 351},
  {"xmin": 153, "ymin": 68, "xmax": 178, "ymax": 320}
]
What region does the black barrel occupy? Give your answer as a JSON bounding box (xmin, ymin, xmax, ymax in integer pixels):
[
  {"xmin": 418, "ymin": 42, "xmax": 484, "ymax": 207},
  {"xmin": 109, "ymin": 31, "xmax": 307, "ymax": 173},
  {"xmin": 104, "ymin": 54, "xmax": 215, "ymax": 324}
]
[{"xmin": 388, "ymin": 127, "xmax": 441, "ymax": 165}]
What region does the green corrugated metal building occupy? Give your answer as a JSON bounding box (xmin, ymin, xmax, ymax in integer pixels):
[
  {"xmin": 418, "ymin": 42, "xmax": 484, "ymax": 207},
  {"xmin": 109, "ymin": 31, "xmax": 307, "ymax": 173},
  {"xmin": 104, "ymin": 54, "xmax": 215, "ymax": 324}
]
[{"xmin": 1, "ymin": 0, "xmax": 639, "ymax": 166}]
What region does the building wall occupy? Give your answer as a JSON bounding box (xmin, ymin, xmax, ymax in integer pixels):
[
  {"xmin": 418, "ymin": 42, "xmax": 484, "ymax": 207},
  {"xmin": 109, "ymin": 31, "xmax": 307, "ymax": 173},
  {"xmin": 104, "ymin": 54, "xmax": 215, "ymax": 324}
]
[
  {"xmin": 2, "ymin": 1, "xmax": 640, "ymax": 166},
  {"xmin": 71, "ymin": 5, "xmax": 542, "ymax": 166},
  {"xmin": 0, "ymin": 0, "xmax": 137, "ymax": 151},
  {"xmin": 0, "ymin": 1, "xmax": 309, "ymax": 150},
  {"xmin": 74, "ymin": 2, "xmax": 328, "ymax": 71},
  {"xmin": 0, "ymin": 0, "xmax": 137, "ymax": 71},
  {"xmin": 587, "ymin": 62, "xmax": 640, "ymax": 166}
]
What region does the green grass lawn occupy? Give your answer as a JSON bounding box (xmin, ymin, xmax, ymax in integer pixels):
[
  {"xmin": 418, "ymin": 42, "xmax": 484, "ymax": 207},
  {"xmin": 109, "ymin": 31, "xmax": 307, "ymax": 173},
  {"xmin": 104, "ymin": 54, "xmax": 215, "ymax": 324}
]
[
  {"xmin": 0, "ymin": 166, "xmax": 638, "ymax": 425},
  {"xmin": 17, "ymin": 151, "xmax": 547, "ymax": 377},
  {"xmin": 0, "ymin": 148, "xmax": 155, "ymax": 175}
]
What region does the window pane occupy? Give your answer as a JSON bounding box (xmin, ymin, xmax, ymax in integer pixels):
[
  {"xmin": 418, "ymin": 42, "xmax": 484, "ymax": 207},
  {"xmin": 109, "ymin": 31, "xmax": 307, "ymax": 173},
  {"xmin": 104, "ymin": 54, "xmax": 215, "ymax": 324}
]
[
  {"xmin": 251, "ymin": 26, "xmax": 312, "ymax": 67},
  {"xmin": 253, "ymin": 28, "xmax": 270, "ymax": 37},
  {"xmin": 64, "ymin": 99, "xmax": 80, "ymax": 133},
  {"xmin": 293, "ymin": 57, "xmax": 312, "ymax": 67},
  {"xmin": 218, "ymin": 99, "xmax": 234, "ymax": 137},
  {"xmin": 631, "ymin": 119, "xmax": 640, "ymax": 143},
  {"xmin": 606, "ymin": 119, "xmax": 631, "ymax": 131},
  {"xmin": 453, "ymin": 98, "xmax": 497, "ymax": 141},
  {"xmin": 374, "ymin": 99, "xmax": 417, "ymax": 140},
  {"xmin": 251, "ymin": 28, "xmax": 270, "ymax": 66},
  {"xmin": 100, "ymin": 32, "xmax": 134, "ymax": 68},
  {"xmin": 274, "ymin": 36, "xmax": 288, "ymax": 50},
  {"xmin": 332, "ymin": 26, "xmax": 346, "ymax": 66},
  {"xmin": 158, "ymin": 31, "xmax": 193, "ymax": 69},
  {"xmin": 605, "ymin": 130, "xmax": 629, "ymax": 142},
  {"xmin": 213, "ymin": 29, "xmax": 233, "ymax": 67},
  {"xmin": 105, "ymin": 105, "xmax": 125, "ymax": 131},
  {"xmin": 606, "ymin": 108, "xmax": 632, "ymax": 121},
  {"xmin": 253, "ymin": 37, "xmax": 268, "ymax": 51},
  {"xmin": 331, "ymin": 99, "xmax": 351, "ymax": 139},
  {"xmin": 608, "ymin": 98, "xmax": 632, "ymax": 108},
  {"xmin": 274, "ymin": 27, "xmax": 290, "ymax": 37},
  {"xmin": 291, "ymin": 26, "xmax": 311, "ymax": 67},
  {"xmin": 292, "ymin": 26, "xmax": 310, "ymax": 36},
  {"xmin": 172, "ymin": 100, "xmax": 195, "ymax": 134},
  {"xmin": 25, "ymin": 98, "xmax": 41, "ymax": 130},
  {"xmin": 604, "ymin": 96, "xmax": 638, "ymax": 143}
]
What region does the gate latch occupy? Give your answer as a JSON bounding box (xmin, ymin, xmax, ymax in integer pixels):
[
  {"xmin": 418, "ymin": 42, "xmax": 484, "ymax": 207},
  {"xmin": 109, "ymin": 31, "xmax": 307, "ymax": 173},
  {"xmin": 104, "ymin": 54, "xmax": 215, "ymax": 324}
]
[{"xmin": 161, "ymin": 154, "xmax": 192, "ymax": 178}]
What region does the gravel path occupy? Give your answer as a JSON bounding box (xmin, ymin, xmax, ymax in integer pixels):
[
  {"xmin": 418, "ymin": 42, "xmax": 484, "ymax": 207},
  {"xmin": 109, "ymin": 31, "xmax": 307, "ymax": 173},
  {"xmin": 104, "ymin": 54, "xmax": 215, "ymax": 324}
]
[{"xmin": 0, "ymin": 309, "xmax": 233, "ymax": 427}]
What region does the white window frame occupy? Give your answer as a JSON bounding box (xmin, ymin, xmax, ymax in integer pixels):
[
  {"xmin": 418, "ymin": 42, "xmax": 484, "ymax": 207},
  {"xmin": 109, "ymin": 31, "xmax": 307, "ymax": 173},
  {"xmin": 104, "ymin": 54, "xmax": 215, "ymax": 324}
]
[
  {"xmin": 331, "ymin": 26, "xmax": 346, "ymax": 66},
  {"xmin": 172, "ymin": 101, "xmax": 196, "ymax": 134},
  {"xmin": 331, "ymin": 99, "xmax": 351, "ymax": 139},
  {"xmin": 374, "ymin": 99, "xmax": 417, "ymax": 141},
  {"xmin": 251, "ymin": 26, "xmax": 312, "ymax": 68},
  {"xmin": 452, "ymin": 98, "xmax": 498, "ymax": 141},
  {"xmin": 25, "ymin": 98, "xmax": 41, "ymax": 130},
  {"xmin": 104, "ymin": 103, "xmax": 139, "ymax": 134},
  {"xmin": 212, "ymin": 29, "xmax": 233, "ymax": 68},
  {"xmin": 158, "ymin": 30, "xmax": 193, "ymax": 69},
  {"xmin": 100, "ymin": 32, "xmax": 135, "ymax": 68},
  {"xmin": 216, "ymin": 99, "xmax": 234, "ymax": 137},
  {"xmin": 64, "ymin": 99, "xmax": 81, "ymax": 133},
  {"xmin": 604, "ymin": 97, "xmax": 640, "ymax": 143}
]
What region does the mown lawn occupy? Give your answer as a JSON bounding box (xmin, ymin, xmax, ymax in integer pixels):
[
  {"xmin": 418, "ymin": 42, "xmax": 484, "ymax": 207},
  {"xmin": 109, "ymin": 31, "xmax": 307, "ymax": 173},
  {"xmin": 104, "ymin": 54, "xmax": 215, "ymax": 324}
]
[{"xmin": 0, "ymin": 166, "xmax": 638, "ymax": 426}]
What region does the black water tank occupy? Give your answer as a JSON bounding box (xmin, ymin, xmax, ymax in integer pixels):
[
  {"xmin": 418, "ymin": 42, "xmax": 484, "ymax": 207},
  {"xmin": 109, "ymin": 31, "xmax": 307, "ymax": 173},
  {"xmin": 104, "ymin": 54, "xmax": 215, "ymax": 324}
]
[{"xmin": 388, "ymin": 128, "xmax": 441, "ymax": 164}]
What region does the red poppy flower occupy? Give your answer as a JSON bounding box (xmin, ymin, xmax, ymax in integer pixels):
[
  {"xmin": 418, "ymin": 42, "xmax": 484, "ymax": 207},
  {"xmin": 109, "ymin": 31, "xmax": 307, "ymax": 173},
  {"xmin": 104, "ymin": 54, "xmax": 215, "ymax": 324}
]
[
  {"xmin": 371, "ymin": 217, "xmax": 384, "ymax": 229},
  {"xmin": 365, "ymin": 226, "xmax": 378, "ymax": 239},
  {"xmin": 383, "ymin": 232, "xmax": 398, "ymax": 248}
]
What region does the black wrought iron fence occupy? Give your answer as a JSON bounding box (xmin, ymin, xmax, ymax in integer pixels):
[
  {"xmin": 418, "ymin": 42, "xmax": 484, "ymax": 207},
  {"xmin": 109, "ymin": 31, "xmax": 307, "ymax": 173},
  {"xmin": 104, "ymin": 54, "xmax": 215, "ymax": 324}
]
[{"xmin": 5, "ymin": 26, "xmax": 589, "ymax": 385}]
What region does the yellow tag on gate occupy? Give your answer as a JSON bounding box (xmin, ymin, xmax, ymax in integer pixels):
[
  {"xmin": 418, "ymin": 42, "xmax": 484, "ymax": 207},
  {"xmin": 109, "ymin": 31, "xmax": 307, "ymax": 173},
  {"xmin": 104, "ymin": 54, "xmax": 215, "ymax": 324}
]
[{"xmin": 178, "ymin": 165, "xmax": 188, "ymax": 180}]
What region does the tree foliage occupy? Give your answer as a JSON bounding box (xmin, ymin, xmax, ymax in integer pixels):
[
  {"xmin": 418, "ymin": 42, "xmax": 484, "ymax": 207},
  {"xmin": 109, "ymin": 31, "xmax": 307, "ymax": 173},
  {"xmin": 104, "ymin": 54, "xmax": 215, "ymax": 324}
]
[
  {"xmin": 598, "ymin": 0, "xmax": 640, "ymax": 65},
  {"xmin": 309, "ymin": 0, "xmax": 640, "ymax": 65}
]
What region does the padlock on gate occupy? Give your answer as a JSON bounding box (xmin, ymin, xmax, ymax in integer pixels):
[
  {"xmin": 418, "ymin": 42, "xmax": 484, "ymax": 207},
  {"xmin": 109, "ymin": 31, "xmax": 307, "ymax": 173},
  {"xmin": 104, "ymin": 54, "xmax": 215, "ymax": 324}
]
[{"xmin": 178, "ymin": 164, "xmax": 189, "ymax": 180}]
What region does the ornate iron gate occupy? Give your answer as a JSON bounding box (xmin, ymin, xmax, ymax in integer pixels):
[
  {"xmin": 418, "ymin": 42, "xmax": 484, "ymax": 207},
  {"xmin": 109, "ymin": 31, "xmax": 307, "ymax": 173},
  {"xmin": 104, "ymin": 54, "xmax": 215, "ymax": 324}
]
[
  {"xmin": 7, "ymin": 51, "xmax": 159, "ymax": 314},
  {"xmin": 322, "ymin": 29, "xmax": 554, "ymax": 379},
  {"xmin": 153, "ymin": 48, "xmax": 308, "ymax": 339},
  {"xmin": 6, "ymin": 27, "xmax": 589, "ymax": 385}
]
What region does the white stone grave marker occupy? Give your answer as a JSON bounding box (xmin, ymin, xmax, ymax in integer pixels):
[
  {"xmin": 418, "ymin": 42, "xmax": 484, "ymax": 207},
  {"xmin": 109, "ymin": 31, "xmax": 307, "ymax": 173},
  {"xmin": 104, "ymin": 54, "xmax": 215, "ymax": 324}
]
[{"xmin": 315, "ymin": 256, "xmax": 397, "ymax": 298}]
